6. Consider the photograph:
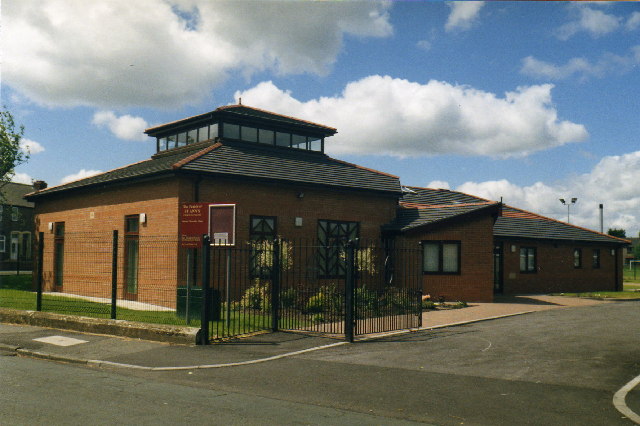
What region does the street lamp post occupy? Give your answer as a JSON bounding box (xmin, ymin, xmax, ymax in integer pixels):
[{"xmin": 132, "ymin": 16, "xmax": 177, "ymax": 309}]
[{"xmin": 559, "ymin": 197, "xmax": 577, "ymax": 223}]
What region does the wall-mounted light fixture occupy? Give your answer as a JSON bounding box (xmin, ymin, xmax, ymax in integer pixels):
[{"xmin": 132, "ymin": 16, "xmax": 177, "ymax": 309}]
[
  {"xmin": 296, "ymin": 192, "xmax": 304, "ymax": 199},
  {"xmin": 48, "ymin": 222, "xmax": 53, "ymax": 232},
  {"xmin": 295, "ymin": 217, "xmax": 303, "ymax": 227},
  {"xmin": 139, "ymin": 213, "xmax": 147, "ymax": 224},
  {"xmin": 511, "ymin": 245, "xmax": 516, "ymax": 253}
]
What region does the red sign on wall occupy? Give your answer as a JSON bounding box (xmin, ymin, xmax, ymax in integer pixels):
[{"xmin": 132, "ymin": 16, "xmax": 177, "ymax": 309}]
[{"xmin": 180, "ymin": 203, "xmax": 208, "ymax": 248}]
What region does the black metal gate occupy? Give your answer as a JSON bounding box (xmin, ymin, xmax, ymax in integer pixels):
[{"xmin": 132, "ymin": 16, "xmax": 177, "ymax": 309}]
[{"xmin": 198, "ymin": 237, "xmax": 422, "ymax": 344}]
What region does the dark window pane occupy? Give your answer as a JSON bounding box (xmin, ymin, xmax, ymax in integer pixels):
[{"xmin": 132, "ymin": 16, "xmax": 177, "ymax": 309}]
[
  {"xmin": 276, "ymin": 132, "xmax": 290, "ymax": 147},
  {"xmin": 241, "ymin": 126, "xmax": 258, "ymax": 142},
  {"xmin": 223, "ymin": 123, "xmax": 240, "ymax": 139},
  {"xmin": 187, "ymin": 129, "xmax": 197, "ymax": 145},
  {"xmin": 197, "ymin": 126, "xmax": 209, "ymax": 142},
  {"xmin": 292, "ymin": 134, "xmax": 306, "ymax": 149},
  {"xmin": 259, "ymin": 129, "xmax": 274, "ymax": 145}
]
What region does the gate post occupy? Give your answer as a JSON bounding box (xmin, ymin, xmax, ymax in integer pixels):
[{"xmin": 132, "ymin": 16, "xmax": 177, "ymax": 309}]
[
  {"xmin": 344, "ymin": 240, "xmax": 356, "ymax": 343},
  {"xmin": 110, "ymin": 230, "xmax": 118, "ymax": 319},
  {"xmin": 198, "ymin": 234, "xmax": 211, "ymax": 345},
  {"xmin": 271, "ymin": 238, "xmax": 281, "ymax": 332},
  {"xmin": 36, "ymin": 232, "xmax": 44, "ymax": 312}
]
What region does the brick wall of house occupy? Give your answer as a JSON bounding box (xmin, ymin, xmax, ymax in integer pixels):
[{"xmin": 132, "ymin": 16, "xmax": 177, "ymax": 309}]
[
  {"xmin": 34, "ymin": 178, "xmax": 181, "ymax": 307},
  {"xmin": 193, "ymin": 176, "xmax": 398, "ymax": 242},
  {"xmin": 398, "ymin": 213, "xmax": 496, "ymax": 303},
  {"xmin": 499, "ymin": 239, "xmax": 623, "ymax": 294},
  {"xmin": 32, "ymin": 175, "xmax": 399, "ymax": 308}
]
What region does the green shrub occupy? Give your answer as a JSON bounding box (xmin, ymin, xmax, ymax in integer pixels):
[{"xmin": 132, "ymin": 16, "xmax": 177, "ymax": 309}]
[
  {"xmin": 355, "ymin": 286, "xmax": 379, "ymax": 318},
  {"xmin": 422, "ymin": 300, "xmax": 436, "ymax": 310},
  {"xmin": 279, "ymin": 287, "xmax": 298, "ymax": 309},
  {"xmin": 240, "ymin": 281, "xmax": 270, "ymax": 311},
  {"xmin": 306, "ymin": 284, "xmax": 343, "ymax": 314}
]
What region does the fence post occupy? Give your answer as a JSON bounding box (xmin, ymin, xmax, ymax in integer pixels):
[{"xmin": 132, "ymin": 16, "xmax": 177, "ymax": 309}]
[
  {"xmin": 110, "ymin": 230, "xmax": 118, "ymax": 319},
  {"xmin": 198, "ymin": 234, "xmax": 211, "ymax": 345},
  {"xmin": 36, "ymin": 232, "xmax": 44, "ymax": 312},
  {"xmin": 271, "ymin": 238, "xmax": 281, "ymax": 332},
  {"xmin": 344, "ymin": 240, "xmax": 356, "ymax": 343}
]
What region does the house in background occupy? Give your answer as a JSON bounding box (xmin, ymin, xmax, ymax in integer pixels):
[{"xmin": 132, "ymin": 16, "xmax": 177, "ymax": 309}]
[
  {"xmin": 0, "ymin": 182, "xmax": 35, "ymax": 273},
  {"xmin": 24, "ymin": 104, "xmax": 629, "ymax": 304}
]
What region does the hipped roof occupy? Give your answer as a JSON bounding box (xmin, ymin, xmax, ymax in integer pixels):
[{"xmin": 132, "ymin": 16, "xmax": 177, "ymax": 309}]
[
  {"xmin": 25, "ymin": 140, "xmax": 401, "ymax": 200},
  {"xmin": 398, "ymin": 186, "xmax": 629, "ymax": 245}
]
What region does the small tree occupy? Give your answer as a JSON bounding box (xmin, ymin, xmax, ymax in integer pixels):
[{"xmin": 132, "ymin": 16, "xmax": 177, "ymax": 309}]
[
  {"xmin": 0, "ymin": 107, "xmax": 27, "ymax": 192},
  {"xmin": 607, "ymin": 228, "xmax": 626, "ymax": 238}
]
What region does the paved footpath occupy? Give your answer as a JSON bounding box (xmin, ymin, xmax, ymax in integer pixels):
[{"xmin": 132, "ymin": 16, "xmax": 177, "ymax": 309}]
[{"xmin": 0, "ymin": 295, "xmax": 610, "ymax": 370}]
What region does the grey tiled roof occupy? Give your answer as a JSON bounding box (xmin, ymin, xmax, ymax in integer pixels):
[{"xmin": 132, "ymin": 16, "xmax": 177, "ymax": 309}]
[
  {"xmin": 26, "ymin": 140, "xmax": 401, "ymax": 199},
  {"xmin": 0, "ymin": 182, "xmax": 34, "ymax": 207},
  {"xmin": 181, "ymin": 141, "xmax": 401, "ymax": 194},
  {"xmin": 385, "ymin": 202, "xmax": 499, "ymax": 232},
  {"xmin": 399, "ymin": 187, "xmax": 627, "ymax": 245},
  {"xmin": 25, "ymin": 146, "xmax": 196, "ymax": 199},
  {"xmin": 401, "ymin": 186, "xmax": 486, "ymax": 205},
  {"xmin": 495, "ymin": 206, "xmax": 628, "ymax": 245}
]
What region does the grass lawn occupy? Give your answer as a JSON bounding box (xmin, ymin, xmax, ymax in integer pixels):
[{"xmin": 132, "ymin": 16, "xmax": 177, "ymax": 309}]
[
  {"xmin": 0, "ymin": 274, "xmax": 275, "ymax": 334},
  {"xmin": 624, "ymin": 266, "xmax": 640, "ymax": 283},
  {"xmin": 551, "ymin": 283, "xmax": 640, "ymax": 300}
]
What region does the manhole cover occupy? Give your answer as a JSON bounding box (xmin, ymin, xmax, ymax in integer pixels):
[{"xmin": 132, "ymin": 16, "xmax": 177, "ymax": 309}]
[{"xmin": 33, "ymin": 336, "xmax": 89, "ymax": 347}]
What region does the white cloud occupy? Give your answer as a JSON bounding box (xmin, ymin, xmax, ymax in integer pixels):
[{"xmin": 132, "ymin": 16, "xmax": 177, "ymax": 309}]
[
  {"xmin": 627, "ymin": 12, "xmax": 640, "ymax": 31},
  {"xmin": 425, "ymin": 180, "xmax": 450, "ymax": 190},
  {"xmin": 521, "ymin": 46, "xmax": 640, "ymax": 81},
  {"xmin": 2, "ymin": 0, "xmax": 392, "ymax": 108},
  {"xmin": 556, "ymin": 5, "xmax": 621, "ymax": 40},
  {"xmin": 10, "ymin": 172, "xmax": 33, "ymax": 185},
  {"xmin": 61, "ymin": 169, "xmax": 103, "ymax": 185},
  {"xmin": 19, "ymin": 138, "xmax": 45, "ymax": 155},
  {"xmin": 445, "ymin": 1, "xmax": 485, "ymax": 32},
  {"xmin": 450, "ymin": 150, "xmax": 640, "ymax": 236},
  {"xmin": 92, "ymin": 111, "xmax": 149, "ymax": 141},
  {"xmin": 235, "ymin": 77, "xmax": 588, "ymax": 158}
]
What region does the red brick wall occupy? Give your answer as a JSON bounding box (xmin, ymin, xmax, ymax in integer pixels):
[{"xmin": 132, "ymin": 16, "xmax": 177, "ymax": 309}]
[
  {"xmin": 398, "ymin": 213, "xmax": 495, "ymax": 303},
  {"xmin": 499, "ymin": 239, "xmax": 623, "ymax": 294},
  {"xmin": 34, "ymin": 178, "xmax": 181, "ymax": 307},
  {"xmin": 32, "ymin": 175, "xmax": 399, "ymax": 308},
  {"xmin": 193, "ymin": 177, "xmax": 398, "ymax": 242}
]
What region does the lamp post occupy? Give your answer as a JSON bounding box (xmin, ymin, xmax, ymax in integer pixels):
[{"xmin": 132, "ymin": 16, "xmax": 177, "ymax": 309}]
[{"xmin": 559, "ymin": 197, "xmax": 577, "ymax": 223}]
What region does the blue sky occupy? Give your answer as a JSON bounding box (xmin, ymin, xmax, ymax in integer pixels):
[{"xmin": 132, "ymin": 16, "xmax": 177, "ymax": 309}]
[{"xmin": 3, "ymin": 1, "xmax": 639, "ymax": 235}]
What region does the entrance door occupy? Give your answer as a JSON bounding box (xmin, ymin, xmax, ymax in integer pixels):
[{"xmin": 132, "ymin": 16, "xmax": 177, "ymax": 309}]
[
  {"xmin": 10, "ymin": 233, "xmax": 19, "ymax": 261},
  {"xmin": 493, "ymin": 242, "xmax": 504, "ymax": 294}
]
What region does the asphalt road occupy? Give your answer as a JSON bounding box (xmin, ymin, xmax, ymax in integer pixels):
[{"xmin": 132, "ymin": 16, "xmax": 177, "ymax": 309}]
[{"xmin": 2, "ymin": 301, "xmax": 639, "ymax": 425}]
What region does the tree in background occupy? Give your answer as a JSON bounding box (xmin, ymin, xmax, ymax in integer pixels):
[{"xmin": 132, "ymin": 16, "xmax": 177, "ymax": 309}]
[
  {"xmin": 0, "ymin": 107, "xmax": 27, "ymax": 188},
  {"xmin": 607, "ymin": 228, "xmax": 627, "ymax": 238}
]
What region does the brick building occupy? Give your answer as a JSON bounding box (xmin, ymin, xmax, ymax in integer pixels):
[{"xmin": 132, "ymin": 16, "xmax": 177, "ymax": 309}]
[
  {"xmin": 25, "ymin": 105, "xmax": 628, "ymax": 304},
  {"xmin": 1, "ymin": 182, "xmax": 35, "ymax": 272}
]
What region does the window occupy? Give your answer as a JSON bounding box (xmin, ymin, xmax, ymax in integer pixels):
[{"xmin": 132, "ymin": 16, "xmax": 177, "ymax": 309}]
[
  {"xmin": 187, "ymin": 129, "xmax": 197, "ymax": 144},
  {"xmin": 308, "ymin": 136, "xmax": 322, "ymax": 152},
  {"xmin": 11, "ymin": 207, "xmax": 18, "ymax": 222},
  {"xmin": 177, "ymin": 132, "xmax": 187, "ymax": 147},
  {"xmin": 422, "ymin": 241, "xmax": 461, "ymax": 274},
  {"xmin": 249, "ymin": 216, "xmax": 277, "ymax": 278},
  {"xmin": 317, "ymin": 220, "xmax": 359, "ymax": 277},
  {"xmin": 574, "ymin": 248, "xmax": 582, "ymax": 268},
  {"xmin": 54, "ymin": 222, "xmax": 65, "ymax": 287},
  {"xmin": 158, "ymin": 137, "xmax": 167, "ymax": 151},
  {"xmin": 124, "ymin": 215, "xmax": 140, "ymax": 296},
  {"xmin": 519, "ymin": 247, "xmax": 537, "ymax": 273},
  {"xmin": 197, "ymin": 125, "xmax": 209, "ymax": 142},
  {"xmin": 258, "ymin": 129, "xmax": 274, "ymax": 145},
  {"xmin": 10, "ymin": 232, "xmax": 19, "ymax": 261},
  {"xmin": 291, "ymin": 134, "xmax": 306, "ymax": 149},
  {"xmin": 275, "ymin": 132, "xmax": 290, "ymax": 147},
  {"xmin": 223, "ymin": 123, "xmax": 240, "ymax": 139},
  {"xmin": 592, "ymin": 249, "xmax": 601, "ymax": 269},
  {"xmin": 167, "ymin": 134, "xmax": 176, "ymax": 149},
  {"xmin": 0, "ymin": 235, "xmax": 4, "ymax": 253},
  {"xmin": 241, "ymin": 126, "xmax": 258, "ymax": 142}
]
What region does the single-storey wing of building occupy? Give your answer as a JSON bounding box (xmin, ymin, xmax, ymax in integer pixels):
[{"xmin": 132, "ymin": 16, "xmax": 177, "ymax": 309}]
[{"xmin": 392, "ymin": 186, "xmax": 628, "ymax": 302}]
